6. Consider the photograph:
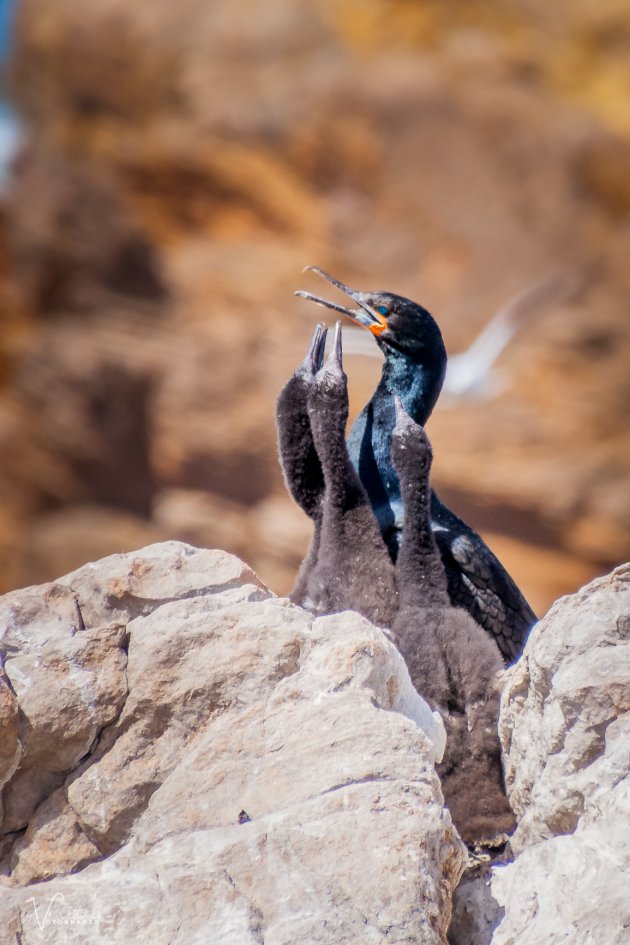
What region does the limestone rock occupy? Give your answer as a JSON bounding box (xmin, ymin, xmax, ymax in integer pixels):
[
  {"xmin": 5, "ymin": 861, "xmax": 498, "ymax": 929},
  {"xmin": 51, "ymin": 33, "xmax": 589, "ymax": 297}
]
[
  {"xmin": 0, "ymin": 542, "xmax": 462, "ymax": 944},
  {"xmin": 0, "ymin": 579, "xmax": 129, "ymax": 836},
  {"xmin": 499, "ymin": 563, "xmax": 630, "ymax": 852},
  {"xmin": 0, "ymin": 661, "xmax": 21, "ymax": 816},
  {"xmin": 454, "ymin": 565, "xmax": 630, "ymax": 945}
]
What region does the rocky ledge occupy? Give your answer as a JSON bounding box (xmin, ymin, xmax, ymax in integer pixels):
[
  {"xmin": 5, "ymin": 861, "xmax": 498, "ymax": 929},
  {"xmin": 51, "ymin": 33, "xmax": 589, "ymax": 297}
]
[{"xmin": 0, "ymin": 543, "xmax": 628, "ymax": 944}]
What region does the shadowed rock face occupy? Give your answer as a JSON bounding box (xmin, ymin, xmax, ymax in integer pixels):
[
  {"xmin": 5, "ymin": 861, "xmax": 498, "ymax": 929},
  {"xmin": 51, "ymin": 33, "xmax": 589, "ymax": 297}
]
[{"xmin": 0, "ymin": 542, "xmax": 463, "ymax": 945}]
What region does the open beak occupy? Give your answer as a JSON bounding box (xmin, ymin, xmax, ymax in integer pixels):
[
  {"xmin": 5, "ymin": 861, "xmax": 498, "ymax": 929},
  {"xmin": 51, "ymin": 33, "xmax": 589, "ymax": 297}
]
[
  {"xmin": 294, "ymin": 266, "xmax": 387, "ymax": 336},
  {"xmin": 304, "ymin": 321, "xmax": 328, "ymax": 373}
]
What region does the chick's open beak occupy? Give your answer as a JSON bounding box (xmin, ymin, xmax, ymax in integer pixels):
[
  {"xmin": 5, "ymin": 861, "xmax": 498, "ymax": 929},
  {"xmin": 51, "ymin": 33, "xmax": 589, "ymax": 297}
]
[{"xmin": 295, "ymin": 266, "xmax": 387, "ymax": 336}]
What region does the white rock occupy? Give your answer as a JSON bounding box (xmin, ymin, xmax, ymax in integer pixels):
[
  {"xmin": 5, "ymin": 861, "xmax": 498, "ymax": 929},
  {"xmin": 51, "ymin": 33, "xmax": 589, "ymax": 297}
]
[
  {"xmin": 487, "ymin": 564, "xmax": 630, "ymax": 945},
  {"xmin": 499, "ymin": 563, "xmax": 630, "ymax": 851},
  {"xmin": 0, "ymin": 542, "xmax": 462, "ymax": 944}
]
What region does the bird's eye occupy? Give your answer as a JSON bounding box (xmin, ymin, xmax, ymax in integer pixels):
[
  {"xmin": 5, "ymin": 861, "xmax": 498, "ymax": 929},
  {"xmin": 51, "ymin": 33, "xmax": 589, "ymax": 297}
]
[{"xmin": 377, "ymin": 305, "xmax": 389, "ymax": 316}]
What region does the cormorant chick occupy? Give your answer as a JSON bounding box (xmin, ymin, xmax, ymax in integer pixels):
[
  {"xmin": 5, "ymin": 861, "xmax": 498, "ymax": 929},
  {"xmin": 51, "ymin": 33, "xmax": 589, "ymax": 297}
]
[
  {"xmin": 277, "ymin": 321, "xmax": 514, "ymax": 844},
  {"xmin": 296, "ymin": 267, "xmax": 536, "ymax": 663},
  {"xmin": 390, "ymin": 398, "xmax": 515, "ymax": 845},
  {"xmin": 276, "ymin": 322, "xmax": 327, "ymax": 602},
  {"xmin": 302, "ymin": 322, "xmax": 397, "ymax": 627}
]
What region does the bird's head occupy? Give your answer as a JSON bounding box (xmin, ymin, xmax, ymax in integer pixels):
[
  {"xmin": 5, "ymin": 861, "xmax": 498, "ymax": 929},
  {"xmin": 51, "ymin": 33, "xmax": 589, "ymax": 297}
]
[{"xmin": 295, "ymin": 267, "xmax": 445, "ymax": 365}]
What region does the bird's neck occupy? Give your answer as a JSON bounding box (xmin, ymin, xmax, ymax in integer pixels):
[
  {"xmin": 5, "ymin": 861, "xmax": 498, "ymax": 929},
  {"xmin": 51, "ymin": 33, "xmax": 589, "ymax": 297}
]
[
  {"xmin": 312, "ymin": 409, "xmax": 366, "ymax": 509},
  {"xmin": 347, "ymin": 348, "xmax": 446, "ymax": 541},
  {"xmin": 377, "ymin": 350, "xmax": 445, "ymax": 425},
  {"xmin": 396, "ymin": 467, "xmax": 450, "ymax": 607}
]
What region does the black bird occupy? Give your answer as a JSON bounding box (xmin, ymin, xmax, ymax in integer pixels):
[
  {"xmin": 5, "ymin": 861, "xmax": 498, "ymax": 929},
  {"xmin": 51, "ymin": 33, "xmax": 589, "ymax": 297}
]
[
  {"xmin": 296, "ymin": 267, "xmax": 536, "ymax": 662},
  {"xmin": 390, "ymin": 399, "xmax": 515, "ymax": 845},
  {"xmin": 277, "ymin": 332, "xmax": 513, "ymax": 844},
  {"xmin": 276, "ymin": 322, "xmax": 328, "ymax": 603},
  {"xmin": 276, "ymin": 321, "xmax": 327, "ymax": 518},
  {"xmin": 278, "ymin": 321, "xmax": 396, "ymax": 626}
]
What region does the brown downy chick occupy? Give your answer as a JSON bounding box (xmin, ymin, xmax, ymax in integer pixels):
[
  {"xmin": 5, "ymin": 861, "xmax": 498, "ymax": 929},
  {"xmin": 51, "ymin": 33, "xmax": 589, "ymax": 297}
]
[
  {"xmin": 303, "ymin": 322, "xmax": 397, "ymax": 627},
  {"xmin": 276, "ymin": 323, "xmax": 328, "ymax": 603},
  {"xmin": 390, "ymin": 398, "xmax": 515, "ymax": 845}
]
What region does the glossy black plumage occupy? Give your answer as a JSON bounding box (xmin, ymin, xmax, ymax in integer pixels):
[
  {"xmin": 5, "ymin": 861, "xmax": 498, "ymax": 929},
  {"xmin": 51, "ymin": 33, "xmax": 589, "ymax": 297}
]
[
  {"xmin": 430, "ymin": 497, "xmax": 534, "ymax": 662},
  {"xmin": 296, "ymin": 269, "xmax": 536, "ymax": 662}
]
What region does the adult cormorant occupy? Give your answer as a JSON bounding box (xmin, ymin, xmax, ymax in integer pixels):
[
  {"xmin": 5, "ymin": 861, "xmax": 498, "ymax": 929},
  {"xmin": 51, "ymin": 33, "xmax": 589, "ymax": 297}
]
[
  {"xmin": 296, "ymin": 267, "xmax": 536, "ymax": 662},
  {"xmin": 390, "ymin": 398, "xmax": 515, "ymax": 844}
]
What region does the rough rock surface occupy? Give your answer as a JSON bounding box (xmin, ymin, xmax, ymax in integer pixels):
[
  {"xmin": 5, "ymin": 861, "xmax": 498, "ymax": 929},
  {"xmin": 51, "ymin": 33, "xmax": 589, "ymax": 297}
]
[
  {"xmin": 500, "ymin": 563, "xmax": 630, "ymax": 852},
  {"xmin": 2, "ymin": 545, "xmax": 627, "ymax": 944},
  {"xmin": 450, "ymin": 564, "xmax": 630, "ymax": 945},
  {"xmin": 0, "ymin": 542, "xmax": 463, "ymax": 944}
]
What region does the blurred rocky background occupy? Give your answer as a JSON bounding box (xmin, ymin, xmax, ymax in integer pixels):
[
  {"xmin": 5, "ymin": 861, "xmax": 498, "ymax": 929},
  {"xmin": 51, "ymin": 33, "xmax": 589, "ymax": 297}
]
[{"xmin": 0, "ymin": 0, "xmax": 628, "ymax": 613}]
